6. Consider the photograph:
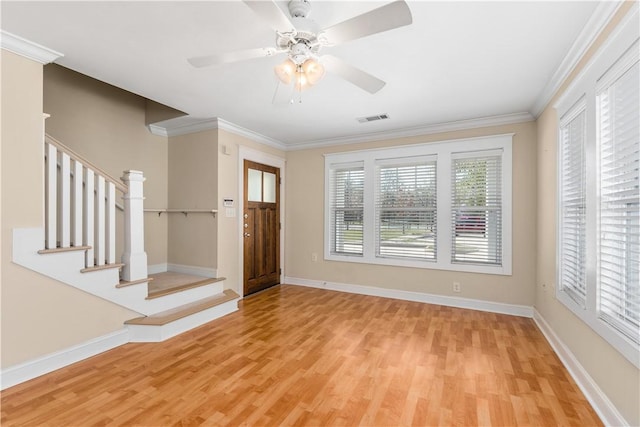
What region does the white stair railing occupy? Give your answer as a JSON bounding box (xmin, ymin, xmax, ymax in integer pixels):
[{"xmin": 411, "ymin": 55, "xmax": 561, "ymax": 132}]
[{"xmin": 44, "ymin": 134, "xmax": 147, "ymax": 281}]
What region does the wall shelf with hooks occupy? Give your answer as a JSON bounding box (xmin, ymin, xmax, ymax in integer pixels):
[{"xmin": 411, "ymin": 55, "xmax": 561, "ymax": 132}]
[{"xmin": 144, "ymin": 209, "xmax": 217, "ymax": 217}]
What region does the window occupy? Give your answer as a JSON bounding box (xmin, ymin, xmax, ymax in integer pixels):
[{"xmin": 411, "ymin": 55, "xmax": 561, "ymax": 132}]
[
  {"xmin": 451, "ymin": 152, "xmax": 503, "ymax": 266},
  {"xmin": 555, "ymin": 9, "xmax": 639, "ymax": 367},
  {"xmin": 329, "ymin": 163, "xmax": 364, "ymax": 256},
  {"xmin": 324, "ymin": 134, "xmax": 512, "ymax": 275},
  {"xmin": 558, "ymin": 100, "xmax": 587, "ymax": 306},
  {"xmin": 375, "ymin": 157, "xmax": 437, "ymax": 260},
  {"xmin": 597, "ymin": 52, "xmax": 639, "ymax": 343}
]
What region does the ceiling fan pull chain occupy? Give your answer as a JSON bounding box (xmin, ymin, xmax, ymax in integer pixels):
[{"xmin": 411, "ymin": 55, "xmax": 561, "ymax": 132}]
[
  {"xmin": 297, "ymin": 68, "xmax": 304, "ymax": 104},
  {"xmin": 271, "ymin": 81, "xmax": 281, "ymax": 105}
]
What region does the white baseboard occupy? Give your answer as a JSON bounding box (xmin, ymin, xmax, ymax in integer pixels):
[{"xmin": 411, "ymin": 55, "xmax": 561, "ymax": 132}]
[
  {"xmin": 0, "ymin": 328, "xmax": 130, "ymax": 391},
  {"xmin": 533, "ymin": 310, "xmax": 628, "ymax": 427},
  {"xmin": 147, "ymin": 263, "xmax": 168, "ymax": 274},
  {"xmin": 284, "ymin": 277, "xmax": 533, "ymax": 318},
  {"xmin": 148, "ymin": 263, "xmax": 218, "ymax": 278},
  {"xmin": 167, "ymin": 263, "xmax": 217, "ymax": 278}
]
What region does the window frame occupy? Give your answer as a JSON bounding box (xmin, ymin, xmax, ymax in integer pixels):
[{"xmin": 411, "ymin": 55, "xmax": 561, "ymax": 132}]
[
  {"xmin": 324, "ymin": 134, "xmax": 513, "ymax": 275},
  {"xmin": 554, "ymin": 5, "xmax": 639, "ymax": 368},
  {"xmin": 328, "ymin": 162, "xmax": 364, "ymax": 257},
  {"xmin": 450, "ymin": 150, "xmax": 505, "ymax": 267},
  {"xmin": 374, "ymin": 155, "xmax": 438, "ymax": 262},
  {"xmin": 557, "ymin": 98, "xmax": 588, "ymax": 309}
]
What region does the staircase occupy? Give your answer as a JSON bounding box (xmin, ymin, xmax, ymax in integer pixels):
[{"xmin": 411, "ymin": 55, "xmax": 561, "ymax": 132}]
[{"xmin": 12, "ymin": 133, "xmax": 239, "ymax": 342}]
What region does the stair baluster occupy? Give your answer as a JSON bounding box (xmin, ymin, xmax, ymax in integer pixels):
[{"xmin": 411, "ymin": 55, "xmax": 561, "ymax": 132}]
[{"xmin": 43, "ymin": 134, "xmax": 146, "ymax": 279}]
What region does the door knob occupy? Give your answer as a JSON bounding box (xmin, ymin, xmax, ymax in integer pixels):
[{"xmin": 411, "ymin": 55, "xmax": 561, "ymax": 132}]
[
  {"xmin": 244, "ymin": 213, "xmax": 249, "ymax": 219},
  {"xmin": 244, "ymin": 232, "xmax": 251, "ymax": 237},
  {"xmin": 244, "ymin": 223, "xmax": 249, "ymax": 228}
]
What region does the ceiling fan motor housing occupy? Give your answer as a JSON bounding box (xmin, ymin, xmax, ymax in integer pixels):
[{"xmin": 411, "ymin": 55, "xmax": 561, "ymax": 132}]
[
  {"xmin": 288, "ymin": 0, "xmax": 311, "ymax": 18},
  {"xmin": 290, "ymin": 42, "xmax": 311, "ymax": 64},
  {"xmin": 276, "ymin": 13, "xmax": 322, "ymax": 65}
]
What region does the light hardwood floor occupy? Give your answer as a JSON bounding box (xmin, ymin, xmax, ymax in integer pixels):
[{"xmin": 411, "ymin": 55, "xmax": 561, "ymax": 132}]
[{"xmin": 1, "ymin": 285, "xmax": 602, "ymax": 426}]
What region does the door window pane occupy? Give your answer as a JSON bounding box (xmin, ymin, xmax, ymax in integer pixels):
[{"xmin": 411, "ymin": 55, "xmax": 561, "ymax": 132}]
[
  {"xmin": 263, "ymin": 172, "xmax": 276, "ymax": 203},
  {"xmin": 248, "ymin": 168, "xmax": 262, "ymax": 202}
]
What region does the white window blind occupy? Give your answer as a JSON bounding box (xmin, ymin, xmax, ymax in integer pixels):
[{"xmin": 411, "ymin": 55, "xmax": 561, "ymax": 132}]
[
  {"xmin": 375, "ymin": 158, "xmax": 437, "ymax": 260},
  {"xmin": 559, "ymin": 102, "xmax": 587, "ymax": 306},
  {"xmin": 329, "ymin": 163, "xmax": 364, "ymax": 256},
  {"xmin": 451, "ymin": 151, "xmax": 502, "ymax": 265},
  {"xmin": 597, "ymin": 54, "xmax": 639, "ymax": 344},
  {"xmin": 553, "ymin": 11, "xmax": 638, "ymax": 366},
  {"xmin": 324, "ymin": 134, "xmax": 512, "ymax": 274}
]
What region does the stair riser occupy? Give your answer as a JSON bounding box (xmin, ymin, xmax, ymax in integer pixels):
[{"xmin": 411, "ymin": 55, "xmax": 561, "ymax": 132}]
[
  {"xmin": 127, "ymin": 299, "xmax": 239, "ymax": 342},
  {"xmin": 141, "ymin": 281, "xmax": 225, "ymax": 315},
  {"xmin": 13, "ymin": 228, "xmax": 127, "ymax": 295},
  {"xmin": 13, "ymin": 228, "xmax": 224, "ymax": 316}
]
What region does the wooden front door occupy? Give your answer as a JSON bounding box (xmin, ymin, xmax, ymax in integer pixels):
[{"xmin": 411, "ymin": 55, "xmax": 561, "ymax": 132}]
[{"xmin": 243, "ymin": 160, "xmax": 280, "ymax": 296}]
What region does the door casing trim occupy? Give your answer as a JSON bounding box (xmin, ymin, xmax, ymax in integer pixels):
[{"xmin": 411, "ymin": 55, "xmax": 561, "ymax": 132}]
[{"xmin": 238, "ymin": 147, "xmax": 286, "ymax": 299}]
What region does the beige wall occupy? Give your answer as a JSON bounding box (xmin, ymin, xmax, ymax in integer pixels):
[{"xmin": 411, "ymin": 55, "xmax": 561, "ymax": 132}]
[
  {"xmin": 167, "ymin": 130, "xmax": 218, "ymax": 269},
  {"xmin": 1, "ymin": 51, "xmax": 137, "ymax": 369},
  {"xmin": 535, "ymin": 3, "xmax": 639, "ymax": 425},
  {"xmin": 145, "ymin": 99, "xmax": 185, "ymax": 126},
  {"xmin": 285, "ymin": 121, "xmax": 537, "ymax": 306},
  {"xmin": 164, "ymin": 128, "xmax": 285, "ymax": 292},
  {"xmin": 43, "ymin": 65, "xmax": 168, "ymax": 265}
]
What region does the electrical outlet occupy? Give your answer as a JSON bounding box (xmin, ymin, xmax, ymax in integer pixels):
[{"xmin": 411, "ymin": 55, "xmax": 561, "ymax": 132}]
[
  {"xmin": 311, "ymin": 253, "xmax": 318, "ymax": 262},
  {"xmin": 453, "ymin": 281, "xmax": 461, "ymax": 293}
]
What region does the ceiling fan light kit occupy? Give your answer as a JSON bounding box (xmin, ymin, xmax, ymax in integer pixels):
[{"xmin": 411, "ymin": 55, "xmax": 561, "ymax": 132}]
[
  {"xmin": 188, "ymin": 0, "xmax": 413, "ymax": 97},
  {"xmin": 274, "ymin": 58, "xmax": 296, "ymax": 85},
  {"xmin": 301, "ymin": 58, "xmax": 325, "ymax": 85},
  {"xmin": 274, "ymin": 58, "xmax": 325, "ymax": 90}
]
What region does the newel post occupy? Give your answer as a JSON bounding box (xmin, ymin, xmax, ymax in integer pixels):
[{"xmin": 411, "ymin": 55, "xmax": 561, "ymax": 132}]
[{"xmin": 121, "ymin": 170, "xmax": 147, "ymax": 281}]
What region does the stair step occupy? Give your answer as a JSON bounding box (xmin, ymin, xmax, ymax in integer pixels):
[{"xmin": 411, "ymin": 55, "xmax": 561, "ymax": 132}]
[
  {"xmin": 80, "ymin": 263, "xmax": 125, "ymax": 273},
  {"xmin": 126, "ymin": 289, "xmax": 239, "ymax": 326},
  {"xmin": 38, "ymin": 245, "xmax": 91, "ymax": 254},
  {"xmin": 116, "ymin": 277, "xmax": 153, "ymax": 288},
  {"xmin": 146, "ymin": 276, "xmax": 225, "ymax": 300}
]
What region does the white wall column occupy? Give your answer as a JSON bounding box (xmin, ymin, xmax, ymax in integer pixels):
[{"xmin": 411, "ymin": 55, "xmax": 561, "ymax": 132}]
[{"xmin": 120, "ymin": 170, "xmax": 147, "ymax": 281}]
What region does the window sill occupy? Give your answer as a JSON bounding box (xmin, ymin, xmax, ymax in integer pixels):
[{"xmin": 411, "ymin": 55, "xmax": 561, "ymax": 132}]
[{"xmin": 324, "ymin": 253, "xmax": 512, "ymax": 276}]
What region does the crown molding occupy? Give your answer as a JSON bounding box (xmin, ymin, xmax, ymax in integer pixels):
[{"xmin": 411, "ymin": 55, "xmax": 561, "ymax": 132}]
[
  {"xmin": 150, "ymin": 112, "xmax": 534, "ymax": 152},
  {"xmin": 215, "ymin": 118, "xmax": 287, "ymax": 151},
  {"xmin": 530, "ymin": 1, "xmax": 624, "ymax": 117},
  {"xmin": 147, "ymin": 123, "xmax": 170, "ymax": 137},
  {"xmin": 555, "ymin": 2, "xmax": 639, "ymax": 115},
  {"xmin": 286, "ymin": 112, "xmax": 534, "ymax": 151},
  {"xmin": 148, "ymin": 117, "xmax": 287, "ymax": 151},
  {"xmin": 148, "ymin": 117, "xmax": 219, "ymax": 138},
  {"xmin": 0, "ymin": 30, "xmax": 63, "ymax": 64}
]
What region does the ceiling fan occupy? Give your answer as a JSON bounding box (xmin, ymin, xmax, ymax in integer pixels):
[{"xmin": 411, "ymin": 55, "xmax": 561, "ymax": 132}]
[{"xmin": 187, "ymin": 0, "xmax": 412, "ymax": 95}]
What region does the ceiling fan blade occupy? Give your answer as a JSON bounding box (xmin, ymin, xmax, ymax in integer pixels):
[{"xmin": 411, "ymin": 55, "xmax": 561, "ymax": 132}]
[
  {"xmin": 187, "ymin": 47, "xmax": 280, "ymax": 68},
  {"xmin": 323, "ymin": 55, "xmax": 385, "ymax": 94},
  {"xmin": 322, "ymin": 1, "xmax": 412, "ymax": 45},
  {"xmin": 243, "ymin": 0, "xmax": 295, "ymax": 33}
]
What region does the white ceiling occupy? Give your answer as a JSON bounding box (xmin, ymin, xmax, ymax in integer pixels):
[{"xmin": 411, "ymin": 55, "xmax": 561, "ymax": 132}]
[{"xmin": 2, "ymin": 1, "xmax": 601, "ymax": 147}]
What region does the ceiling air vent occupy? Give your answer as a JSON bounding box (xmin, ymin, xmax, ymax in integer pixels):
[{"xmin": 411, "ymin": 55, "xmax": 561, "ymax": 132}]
[{"xmin": 357, "ymin": 113, "xmax": 389, "ymax": 123}]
